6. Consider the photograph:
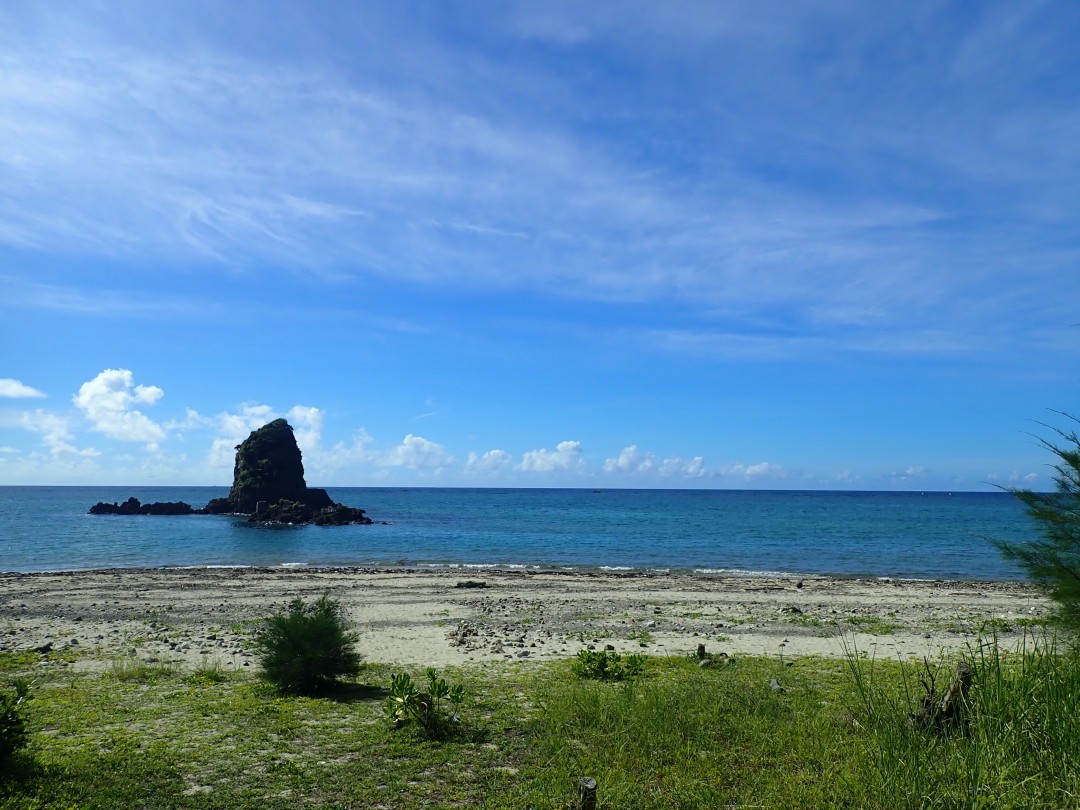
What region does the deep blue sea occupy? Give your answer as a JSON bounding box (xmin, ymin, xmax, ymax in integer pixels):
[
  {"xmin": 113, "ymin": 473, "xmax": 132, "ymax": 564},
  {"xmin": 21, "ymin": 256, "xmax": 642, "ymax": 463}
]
[{"xmin": 0, "ymin": 487, "xmax": 1038, "ymax": 580}]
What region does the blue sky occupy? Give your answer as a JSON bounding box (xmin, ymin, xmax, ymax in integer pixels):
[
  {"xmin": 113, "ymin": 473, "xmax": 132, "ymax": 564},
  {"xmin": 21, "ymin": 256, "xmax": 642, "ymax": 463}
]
[{"xmin": 1, "ymin": 0, "xmax": 1078, "ymax": 490}]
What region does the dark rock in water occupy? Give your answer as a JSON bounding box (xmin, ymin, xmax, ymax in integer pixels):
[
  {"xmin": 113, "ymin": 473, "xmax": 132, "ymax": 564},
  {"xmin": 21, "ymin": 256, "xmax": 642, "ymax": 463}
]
[
  {"xmin": 139, "ymin": 501, "xmax": 195, "ymax": 516},
  {"xmin": 202, "ymin": 497, "xmax": 236, "ymax": 515},
  {"xmin": 227, "ymin": 419, "xmax": 312, "ymax": 512},
  {"xmin": 249, "ymin": 500, "xmax": 372, "ymax": 526},
  {"xmin": 89, "ymin": 497, "xmax": 194, "ymax": 516},
  {"xmin": 88, "ymin": 419, "xmax": 374, "ymax": 526},
  {"xmin": 89, "ymin": 497, "xmax": 142, "ymax": 515}
]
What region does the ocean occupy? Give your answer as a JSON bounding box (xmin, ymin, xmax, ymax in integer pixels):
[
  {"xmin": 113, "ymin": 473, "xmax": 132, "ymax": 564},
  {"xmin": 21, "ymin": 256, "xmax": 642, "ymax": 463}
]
[{"xmin": 0, "ymin": 487, "xmax": 1037, "ymax": 580}]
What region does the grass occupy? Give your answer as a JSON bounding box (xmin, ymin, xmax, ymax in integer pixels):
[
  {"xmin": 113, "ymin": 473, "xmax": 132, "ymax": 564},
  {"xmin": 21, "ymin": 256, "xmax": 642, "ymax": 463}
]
[{"xmin": 2, "ymin": 636, "xmax": 1079, "ymax": 808}]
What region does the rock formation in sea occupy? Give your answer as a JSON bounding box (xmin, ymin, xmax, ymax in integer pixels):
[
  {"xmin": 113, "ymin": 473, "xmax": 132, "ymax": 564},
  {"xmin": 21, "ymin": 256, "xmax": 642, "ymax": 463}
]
[
  {"xmin": 89, "ymin": 419, "xmax": 373, "ymax": 526},
  {"xmin": 89, "ymin": 498, "xmax": 195, "ymax": 516}
]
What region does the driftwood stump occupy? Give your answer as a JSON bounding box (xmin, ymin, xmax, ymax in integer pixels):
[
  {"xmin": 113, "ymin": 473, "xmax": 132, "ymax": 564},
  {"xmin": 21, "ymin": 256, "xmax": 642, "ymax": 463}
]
[
  {"xmin": 914, "ymin": 660, "xmax": 973, "ymax": 729},
  {"xmin": 578, "ymin": 776, "xmax": 597, "ymax": 810},
  {"xmin": 939, "ymin": 661, "xmax": 973, "ymax": 719}
]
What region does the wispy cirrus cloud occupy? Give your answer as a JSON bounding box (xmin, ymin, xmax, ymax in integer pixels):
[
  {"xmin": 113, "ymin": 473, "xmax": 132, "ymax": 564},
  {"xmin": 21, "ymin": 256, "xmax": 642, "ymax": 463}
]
[{"xmin": 2, "ymin": 1, "xmax": 1077, "ymax": 361}]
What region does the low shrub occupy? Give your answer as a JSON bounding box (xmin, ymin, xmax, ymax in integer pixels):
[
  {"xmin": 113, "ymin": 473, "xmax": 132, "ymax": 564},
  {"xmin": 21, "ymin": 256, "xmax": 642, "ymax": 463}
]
[
  {"xmin": 386, "ymin": 668, "xmax": 466, "ymax": 739},
  {"xmin": 253, "ymin": 593, "xmax": 361, "ymax": 694},
  {"xmin": 571, "ymin": 649, "xmax": 646, "ymax": 681},
  {"xmin": 0, "ymin": 679, "xmax": 30, "ymax": 763}
]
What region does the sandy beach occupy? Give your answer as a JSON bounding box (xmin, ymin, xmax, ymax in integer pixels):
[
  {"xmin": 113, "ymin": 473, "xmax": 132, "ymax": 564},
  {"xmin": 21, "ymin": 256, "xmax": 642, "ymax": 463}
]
[{"xmin": 0, "ymin": 567, "xmax": 1049, "ymax": 671}]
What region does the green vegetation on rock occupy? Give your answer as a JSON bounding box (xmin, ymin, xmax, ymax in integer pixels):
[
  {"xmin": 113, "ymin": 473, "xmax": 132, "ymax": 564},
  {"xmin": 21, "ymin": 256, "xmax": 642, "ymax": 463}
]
[{"xmin": 227, "ymin": 418, "xmax": 314, "ymax": 512}]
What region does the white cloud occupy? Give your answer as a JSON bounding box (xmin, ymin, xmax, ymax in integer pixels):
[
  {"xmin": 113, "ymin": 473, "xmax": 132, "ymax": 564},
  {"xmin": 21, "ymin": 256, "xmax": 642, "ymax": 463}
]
[
  {"xmin": 465, "ymin": 449, "xmax": 513, "ymax": 473},
  {"xmin": 73, "ymin": 369, "xmax": 164, "ymax": 443},
  {"xmin": 0, "ymin": 378, "xmax": 45, "ymax": 398},
  {"xmin": 518, "ymin": 440, "xmax": 584, "ymax": 473},
  {"xmin": 603, "ymin": 445, "xmax": 656, "ymax": 474},
  {"xmin": 18, "ymin": 409, "xmax": 99, "ymax": 458},
  {"xmin": 717, "ymin": 461, "xmax": 784, "ymax": 480},
  {"xmin": 660, "ymin": 456, "xmax": 707, "ymax": 478},
  {"xmin": 378, "ymin": 434, "xmax": 454, "ymax": 469},
  {"xmin": 206, "ymin": 403, "xmax": 278, "ymax": 467},
  {"xmin": 889, "ymin": 465, "xmax": 927, "ymax": 482},
  {"xmin": 1007, "ymin": 470, "xmax": 1039, "ymax": 483},
  {"xmin": 287, "ymin": 405, "xmax": 324, "ymax": 454},
  {"xmin": 164, "ymin": 407, "xmax": 213, "ymax": 434}
]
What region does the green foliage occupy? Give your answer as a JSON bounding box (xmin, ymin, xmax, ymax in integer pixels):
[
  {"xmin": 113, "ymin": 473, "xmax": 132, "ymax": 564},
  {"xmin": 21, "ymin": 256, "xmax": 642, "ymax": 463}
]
[
  {"xmin": 5, "ymin": 645, "xmax": 1080, "ymax": 808},
  {"xmin": 385, "ymin": 668, "xmax": 466, "ymax": 739},
  {"xmin": 512, "ymin": 657, "xmax": 858, "ymax": 809},
  {"xmin": 107, "ymin": 658, "xmax": 179, "ymax": 683},
  {"xmin": 571, "ymin": 649, "xmax": 646, "ymax": 681},
  {"xmin": 846, "ymin": 633, "xmax": 1080, "ymax": 808},
  {"xmin": 0, "ymin": 679, "xmax": 31, "ymax": 763},
  {"xmin": 253, "ymin": 593, "xmax": 361, "ymax": 694},
  {"xmin": 229, "ymin": 418, "xmax": 309, "ymax": 510},
  {"xmin": 998, "ymin": 412, "xmax": 1080, "ymax": 629}
]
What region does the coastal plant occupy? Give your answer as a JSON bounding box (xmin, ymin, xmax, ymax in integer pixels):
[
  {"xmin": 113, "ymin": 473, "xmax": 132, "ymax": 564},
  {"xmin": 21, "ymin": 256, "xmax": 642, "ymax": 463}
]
[
  {"xmin": 253, "ymin": 593, "xmax": 361, "ymax": 695},
  {"xmin": 0, "ymin": 679, "xmax": 31, "ymax": 763},
  {"xmin": 998, "ymin": 411, "xmax": 1080, "ymax": 631},
  {"xmin": 571, "ymin": 649, "xmax": 646, "ymax": 681},
  {"xmin": 846, "ymin": 632, "xmax": 1080, "ymax": 807},
  {"xmin": 385, "ymin": 668, "xmax": 466, "ymax": 739}
]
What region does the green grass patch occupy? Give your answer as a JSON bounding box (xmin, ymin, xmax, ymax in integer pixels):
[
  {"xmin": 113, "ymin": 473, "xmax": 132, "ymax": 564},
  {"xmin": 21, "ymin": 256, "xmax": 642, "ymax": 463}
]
[
  {"xmin": 2, "ymin": 636, "xmax": 1079, "ymax": 808},
  {"xmin": 842, "ymin": 615, "xmax": 901, "ymax": 635}
]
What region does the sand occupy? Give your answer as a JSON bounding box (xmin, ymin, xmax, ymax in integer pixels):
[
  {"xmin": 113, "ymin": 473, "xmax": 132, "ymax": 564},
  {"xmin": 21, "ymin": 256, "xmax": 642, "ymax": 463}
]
[{"xmin": 0, "ymin": 567, "xmax": 1049, "ymax": 672}]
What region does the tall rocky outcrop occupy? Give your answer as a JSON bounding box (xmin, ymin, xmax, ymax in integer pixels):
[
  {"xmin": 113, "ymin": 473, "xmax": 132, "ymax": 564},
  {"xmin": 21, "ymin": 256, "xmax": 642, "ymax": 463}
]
[
  {"xmin": 215, "ymin": 418, "xmax": 330, "ymax": 513},
  {"xmin": 91, "ymin": 419, "xmax": 372, "ymax": 526}
]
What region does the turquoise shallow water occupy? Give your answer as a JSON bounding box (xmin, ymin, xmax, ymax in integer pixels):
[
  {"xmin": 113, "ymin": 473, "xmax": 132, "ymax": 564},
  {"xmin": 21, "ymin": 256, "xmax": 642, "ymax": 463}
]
[{"xmin": 0, "ymin": 486, "xmax": 1035, "ymax": 579}]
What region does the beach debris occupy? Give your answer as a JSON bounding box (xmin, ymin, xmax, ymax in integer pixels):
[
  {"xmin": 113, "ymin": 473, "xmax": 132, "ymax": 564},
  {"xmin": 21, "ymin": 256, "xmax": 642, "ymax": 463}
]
[
  {"xmin": 912, "ymin": 659, "xmax": 973, "ymax": 730},
  {"xmin": 797, "ymin": 579, "xmax": 804, "ymax": 589},
  {"xmin": 579, "ymin": 776, "xmax": 598, "ymax": 810},
  {"xmin": 446, "ymin": 622, "xmax": 479, "ymax": 647},
  {"xmin": 454, "ymin": 580, "xmax": 488, "ymax": 589},
  {"xmin": 780, "ymin": 605, "xmax": 803, "ymax": 614},
  {"xmin": 769, "ymin": 678, "xmax": 784, "ymax": 693}
]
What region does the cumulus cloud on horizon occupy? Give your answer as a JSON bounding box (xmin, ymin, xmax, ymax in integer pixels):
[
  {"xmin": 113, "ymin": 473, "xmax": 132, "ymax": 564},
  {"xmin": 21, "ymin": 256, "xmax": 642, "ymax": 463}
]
[
  {"xmin": 518, "ymin": 440, "xmax": 584, "ymax": 473},
  {"xmin": 465, "ymin": 449, "xmax": 513, "ymax": 474},
  {"xmin": 603, "ymin": 445, "xmax": 708, "ymax": 479},
  {"xmin": 377, "ymin": 434, "xmax": 454, "ymax": 469}
]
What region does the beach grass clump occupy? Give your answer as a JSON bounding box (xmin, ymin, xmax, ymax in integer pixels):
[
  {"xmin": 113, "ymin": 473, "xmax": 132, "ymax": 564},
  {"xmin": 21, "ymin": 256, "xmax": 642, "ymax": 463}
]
[
  {"xmin": 847, "ymin": 632, "xmax": 1080, "ymax": 808},
  {"xmin": 253, "ymin": 593, "xmax": 362, "ymax": 695},
  {"xmin": 107, "ymin": 658, "xmax": 180, "ymax": 683}
]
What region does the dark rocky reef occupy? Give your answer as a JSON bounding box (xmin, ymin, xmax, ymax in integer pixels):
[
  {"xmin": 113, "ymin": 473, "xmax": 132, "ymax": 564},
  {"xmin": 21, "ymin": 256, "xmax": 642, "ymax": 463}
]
[
  {"xmin": 88, "ymin": 419, "xmax": 373, "ymax": 526},
  {"xmin": 89, "ymin": 497, "xmax": 195, "ymax": 516}
]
